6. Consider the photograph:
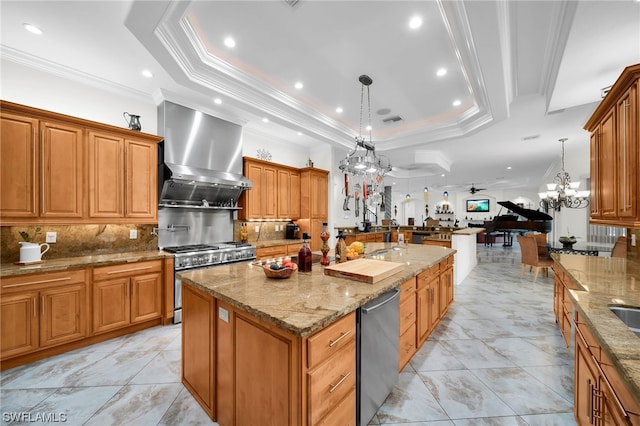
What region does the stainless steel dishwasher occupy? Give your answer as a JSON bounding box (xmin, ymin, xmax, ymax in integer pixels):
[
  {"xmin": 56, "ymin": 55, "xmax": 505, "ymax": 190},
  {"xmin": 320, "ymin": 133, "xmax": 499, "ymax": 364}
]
[{"xmin": 357, "ymin": 287, "xmax": 400, "ymax": 426}]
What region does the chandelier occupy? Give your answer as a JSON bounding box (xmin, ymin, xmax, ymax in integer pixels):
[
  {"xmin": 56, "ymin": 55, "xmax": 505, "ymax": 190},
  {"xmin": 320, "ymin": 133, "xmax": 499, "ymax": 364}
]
[
  {"xmin": 339, "ymin": 75, "xmax": 392, "ymax": 179},
  {"xmin": 539, "ymin": 138, "xmax": 590, "ymax": 210}
]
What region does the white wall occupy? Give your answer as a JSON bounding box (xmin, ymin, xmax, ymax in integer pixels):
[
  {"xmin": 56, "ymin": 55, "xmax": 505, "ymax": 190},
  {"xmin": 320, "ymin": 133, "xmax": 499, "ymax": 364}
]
[{"xmin": 1, "ymin": 59, "xmax": 158, "ymax": 133}]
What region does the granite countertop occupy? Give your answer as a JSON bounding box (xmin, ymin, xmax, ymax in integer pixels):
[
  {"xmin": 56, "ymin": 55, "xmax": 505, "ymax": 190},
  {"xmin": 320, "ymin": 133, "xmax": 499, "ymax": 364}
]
[
  {"xmin": 179, "ymin": 242, "xmax": 455, "ymax": 337},
  {"xmin": 0, "ymin": 250, "xmax": 173, "ymax": 278},
  {"xmin": 553, "ymin": 254, "xmax": 640, "ymax": 404}
]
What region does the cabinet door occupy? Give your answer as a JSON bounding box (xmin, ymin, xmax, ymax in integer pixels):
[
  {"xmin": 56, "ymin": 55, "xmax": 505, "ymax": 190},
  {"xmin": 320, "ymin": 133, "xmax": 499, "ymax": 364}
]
[
  {"xmin": 1, "ymin": 291, "xmax": 39, "ymax": 358},
  {"xmin": 39, "ymin": 282, "xmax": 88, "ymax": 347},
  {"xmin": 416, "ymin": 283, "xmax": 430, "ymax": 344},
  {"xmin": 311, "ymin": 172, "xmax": 328, "ymax": 219},
  {"xmin": 598, "ymin": 110, "xmax": 617, "ymax": 218},
  {"xmin": 615, "ymin": 82, "xmax": 638, "ymax": 220},
  {"xmin": 244, "ymin": 162, "xmax": 263, "ymax": 219},
  {"xmin": 131, "ymin": 272, "xmax": 162, "ymax": 323},
  {"xmin": 590, "ymin": 132, "xmax": 602, "ymax": 219},
  {"xmin": 310, "ymin": 219, "xmax": 323, "ymax": 252},
  {"xmin": 277, "ymin": 169, "xmax": 291, "ymax": 218},
  {"xmin": 88, "ymin": 131, "xmax": 124, "ymax": 218},
  {"xmin": 125, "ymin": 139, "xmax": 157, "ymax": 220},
  {"xmin": 40, "ymin": 121, "xmax": 84, "ymax": 218},
  {"xmin": 93, "ymin": 278, "xmax": 130, "ymax": 334},
  {"xmin": 429, "ymin": 276, "xmax": 440, "ymax": 326},
  {"xmin": 263, "ymin": 165, "xmax": 277, "ymax": 219},
  {"xmin": 289, "ymin": 171, "xmax": 301, "ymax": 219},
  {"xmin": 575, "ymin": 330, "xmax": 600, "ymax": 426},
  {"xmin": 0, "ymin": 112, "xmax": 39, "ymax": 218}
]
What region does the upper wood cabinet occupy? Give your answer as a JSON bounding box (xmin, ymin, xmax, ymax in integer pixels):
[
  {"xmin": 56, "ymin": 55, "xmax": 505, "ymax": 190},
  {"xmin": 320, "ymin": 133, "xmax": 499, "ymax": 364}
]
[
  {"xmin": 300, "ymin": 168, "xmax": 329, "ymax": 219},
  {"xmin": 0, "ymin": 114, "xmax": 84, "ymax": 220},
  {"xmin": 0, "ymin": 101, "xmax": 162, "ymax": 225},
  {"xmin": 238, "ymin": 157, "xmax": 302, "ymax": 220},
  {"xmin": 585, "ymin": 64, "xmax": 640, "ymax": 227},
  {"xmin": 87, "ymin": 132, "xmax": 158, "ymax": 221}
]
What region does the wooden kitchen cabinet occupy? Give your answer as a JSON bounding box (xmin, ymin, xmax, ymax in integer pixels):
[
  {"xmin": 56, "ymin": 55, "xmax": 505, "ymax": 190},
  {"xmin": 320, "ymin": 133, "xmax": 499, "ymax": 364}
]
[
  {"xmin": 399, "ymin": 278, "xmax": 417, "ymax": 371},
  {"xmin": 0, "ymin": 101, "xmax": 162, "ymax": 224},
  {"xmin": 277, "ymin": 168, "xmax": 301, "ymax": 220},
  {"xmin": 1, "ymin": 269, "xmax": 89, "ymax": 360},
  {"xmin": 92, "ymin": 260, "xmax": 162, "ymax": 334},
  {"xmin": 574, "ymin": 312, "xmax": 640, "ymax": 425},
  {"xmin": 299, "ymin": 168, "xmax": 329, "ymax": 252},
  {"xmin": 553, "ymin": 264, "xmax": 578, "ymax": 349},
  {"xmin": 585, "ymin": 64, "xmax": 640, "ymax": 227},
  {"xmin": 0, "ymin": 112, "xmax": 84, "ymax": 220},
  {"xmin": 88, "ymin": 132, "xmax": 158, "ymax": 222},
  {"xmin": 185, "ymin": 290, "xmax": 356, "ymax": 426}
]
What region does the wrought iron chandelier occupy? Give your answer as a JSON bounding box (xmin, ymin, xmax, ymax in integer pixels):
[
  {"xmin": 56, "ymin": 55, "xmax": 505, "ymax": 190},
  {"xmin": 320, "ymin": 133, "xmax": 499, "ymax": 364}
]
[
  {"xmin": 539, "ymin": 138, "xmax": 590, "ymax": 210},
  {"xmin": 338, "ymin": 75, "xmax": 392, "ymax": 179}
]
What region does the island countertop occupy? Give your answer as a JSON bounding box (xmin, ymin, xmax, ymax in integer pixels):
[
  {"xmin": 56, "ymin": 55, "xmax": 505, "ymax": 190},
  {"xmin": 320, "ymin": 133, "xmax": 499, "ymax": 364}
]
[
  {"xmin": 178, "ymin": 242, "xmax": 455, "ymax": 337},
  {"xmin": 553, "ymin": 253, "xmax": 640, "ymax": 404}
]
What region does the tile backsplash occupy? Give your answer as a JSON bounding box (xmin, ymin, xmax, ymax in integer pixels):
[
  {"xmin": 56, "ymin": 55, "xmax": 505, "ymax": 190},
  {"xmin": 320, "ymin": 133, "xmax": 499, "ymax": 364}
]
[
  {"xmin": 1, "ymin": 224, "xmax": 158, "ymax": 263},
  {"xmin": 234, "ymin": 220, "xmax": 292, "ymax": 242}
]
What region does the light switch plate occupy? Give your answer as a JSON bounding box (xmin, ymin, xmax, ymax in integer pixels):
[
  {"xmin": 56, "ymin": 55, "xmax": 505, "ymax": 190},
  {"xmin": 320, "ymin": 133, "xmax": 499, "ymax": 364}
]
[
  {"xmin": 632, "ymin": 234, "xmax": 637, "ymax": 247},
  {"xmin": 45, "ymin": 231, "xmax": 57, "ymax": 243},
  {"xmin": 129, "ymin": 229, "xmax": 138, "ymax": 239},
  {"xmin": 255, "ymin": 225, "xmax": 260, "ymax": 233}
]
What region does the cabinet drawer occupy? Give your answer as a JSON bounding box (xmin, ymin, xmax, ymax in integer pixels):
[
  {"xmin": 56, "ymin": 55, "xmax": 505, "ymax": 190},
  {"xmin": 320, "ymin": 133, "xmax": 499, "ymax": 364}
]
[
  {"xmin": 399, "ymin": 322, "xmax": 416, "ymax": 371},
  {"xmin": 307, "ymin": 312, "xmax": 355, "ymax": 369},
  {"xmin": 256, "ymin": 245, "xmax": 286, "ymax": 259},
  {"xmin": 399, "ymin": 293, "xmax": 416, "ymax": 334},
  {"xmin": 2, "ymin": 269, "xmax": 85, "ymax": 292},
  {"xmin": 286, "ymin": 244, "xmax": 300, "ymax": 255},
  {"xmin": 399, "ymin": 278, "xmax": 416, "ymax": 302},
  {"xmin": 417, "ymin": 265, "xmax": 439, "ymax": 289},
  {"xmin": 314, "ymin": 388, "xmax": 355, "ymax": 426},
  {"xmin": 308, "ymin": 340, "xmax": 356, "ymax": 426},
  {"xmin": 93, "ymin": 260, "xmax": 162, "ymax": 281}
]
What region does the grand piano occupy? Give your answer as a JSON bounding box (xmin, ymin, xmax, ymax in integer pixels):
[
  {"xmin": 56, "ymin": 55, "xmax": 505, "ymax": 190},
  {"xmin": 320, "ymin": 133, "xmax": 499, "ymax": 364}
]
[{"xmin": 483, "ymin": 201, "xmax": 553, "ymax": 246}]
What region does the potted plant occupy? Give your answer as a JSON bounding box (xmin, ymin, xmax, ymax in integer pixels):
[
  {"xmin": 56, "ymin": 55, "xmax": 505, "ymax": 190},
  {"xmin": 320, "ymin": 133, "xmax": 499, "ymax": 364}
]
[{"xmin": 558, "ymin": 235, "xmax": 577, "ymax": 249}]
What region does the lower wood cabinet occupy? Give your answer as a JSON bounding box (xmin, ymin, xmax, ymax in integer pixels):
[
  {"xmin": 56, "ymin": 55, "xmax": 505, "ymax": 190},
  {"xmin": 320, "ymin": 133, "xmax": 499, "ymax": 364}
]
[
  {"xmin": 553, "ymin": 265, "xmax": 578, "ymax": 349},
  {"xmin": 1, "ymin": 258, "xmax": 167, "ymax": 369},
  {"xmin": 1, "ymin": 269, "xmax": 89, "ymax": 360},
  {"xmin": 92, "ymin": 260, "xmax": 162, "ymax": 334},
  {"xmin": 574, "ymin": 312, "xmax": 640, "ymax": 425},
  {"xmin": 183, "ymin": 285, "xmax": 356, "ymax": 426},
  {"xmin": 399, "ymin": 277, "xmax": 417, "ymax": 371}
]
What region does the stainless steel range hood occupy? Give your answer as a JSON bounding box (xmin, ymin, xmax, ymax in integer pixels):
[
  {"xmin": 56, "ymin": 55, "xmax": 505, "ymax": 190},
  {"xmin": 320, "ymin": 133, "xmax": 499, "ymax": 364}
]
[{"xmin": 158, "ymin": 101, "xmax": 252, "ymax": 209}]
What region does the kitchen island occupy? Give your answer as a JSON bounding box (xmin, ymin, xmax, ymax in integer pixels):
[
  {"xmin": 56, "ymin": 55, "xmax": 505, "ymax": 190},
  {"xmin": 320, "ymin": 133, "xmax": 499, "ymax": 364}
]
[{"xmin": 178, "ymin": 242, "xmax": 455, "ymax": 425}]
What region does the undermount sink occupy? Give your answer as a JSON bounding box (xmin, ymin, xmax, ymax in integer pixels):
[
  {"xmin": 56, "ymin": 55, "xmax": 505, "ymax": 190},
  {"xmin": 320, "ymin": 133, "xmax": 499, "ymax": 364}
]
[
  {"xmin": 609, "ymin": 306, "xmax": 640, "ymax": 337},
  {"xmin": 367, "ymin": 246, "xmax": 404, "ymax": 257}
]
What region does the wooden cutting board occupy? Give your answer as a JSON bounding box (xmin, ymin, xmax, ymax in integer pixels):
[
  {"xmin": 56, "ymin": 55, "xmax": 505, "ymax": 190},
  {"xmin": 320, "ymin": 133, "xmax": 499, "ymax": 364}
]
[{"xmin": 323, "ymin": 258, "xmax": 405, "ymax": 283}]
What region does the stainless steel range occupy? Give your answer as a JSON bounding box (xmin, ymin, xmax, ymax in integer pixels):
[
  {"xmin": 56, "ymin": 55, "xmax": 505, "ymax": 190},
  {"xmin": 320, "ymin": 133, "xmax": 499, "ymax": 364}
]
[
  {"xmin": 165, "ymin": 242, "xmax": 256, "ymax": 324},
  {"xmin": 157, "ymin": 100, "xmax": 256, "ymax": 324}
]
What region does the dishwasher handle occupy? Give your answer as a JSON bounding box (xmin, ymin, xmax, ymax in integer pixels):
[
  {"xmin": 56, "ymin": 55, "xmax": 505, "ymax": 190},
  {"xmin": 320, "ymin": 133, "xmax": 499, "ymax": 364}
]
[{"xmin": 361, "ymin": 288, "xmax": 400, "ymax": 314}]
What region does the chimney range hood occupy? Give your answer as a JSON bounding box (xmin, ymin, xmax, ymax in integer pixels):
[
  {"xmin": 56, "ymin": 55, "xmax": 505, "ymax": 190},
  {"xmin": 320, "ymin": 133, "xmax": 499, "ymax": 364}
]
[{"xmin": 158, "ymin": 101, "xmax": 252, "ymax": 209}]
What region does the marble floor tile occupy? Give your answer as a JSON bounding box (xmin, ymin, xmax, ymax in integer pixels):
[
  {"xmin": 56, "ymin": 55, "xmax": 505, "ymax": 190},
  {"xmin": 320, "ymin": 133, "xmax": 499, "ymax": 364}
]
[
  {"xmin": 129, "ymin": 350, "xmax": 181, "ymax": 385},
  {"xmin": 518, "ymin": 412, "xmax": 577, "ymax": 425},
  {"xmin": 439, "ymin": 339, "xmax": 517, "ymax": 369},
  {"xmin": 418, "ymin": 370, "xmax": 516, "ymax": 419},
  {"xmin": 20, "ymin": 386, "xmax": 121, "ymax": 426},
  {"xmin": 521, "ymin": 365, "xmax": 575, "ymax": 402},
  {"xmin": 0, "ymin": 388, "xmax": 57, "ymax": 416},
  {"xmin": 483, "ymin": 337, "xmax": 568, "ymax": 367},
  {"xmin": 470, "ymin": 367, "xmax": 573, "ymax": 415},
  {"xmin": 61, "ymin": 350, "xmax": 159, "ymax": 387},
  {"xmin": 410, "ymin": 341, "xmax": 466, "ymax": 372},
  {"xmin": 83, "ymin": 383, "xmax": 182, "ymax": 426},
  {"xmin": 375, "ymin": 372, "xmax": 449, "ymax": 423},
  {"xmin": 452, "ymin": 417, "xmax": 528, "ymax": 426},
  {"xmin": 158, "ymin": 387, "xmax": 219, "ymax": 426}
]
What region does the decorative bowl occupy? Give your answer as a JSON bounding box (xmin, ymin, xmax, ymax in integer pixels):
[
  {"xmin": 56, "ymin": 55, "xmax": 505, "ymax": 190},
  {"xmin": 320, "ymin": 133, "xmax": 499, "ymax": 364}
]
[{"xmin": 262, "ymin": 263, "xmax": 297, "ymax": 279}]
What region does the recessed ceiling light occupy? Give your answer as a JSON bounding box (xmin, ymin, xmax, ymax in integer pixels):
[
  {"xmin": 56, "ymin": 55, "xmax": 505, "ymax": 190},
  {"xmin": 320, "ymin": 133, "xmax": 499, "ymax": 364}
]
[
  {"xmin": 452, "ymin": 99, "xmax": 461, "ymax": 106},
  {"xmin": 141, "ymin": 69, "xmax": 153, "ymax": 78},
  {"xmin": 294, "ymin": 81, "xmax": 303, "ymax": 90},
  {"xmin": 365, "ymin": 125, "xmax": 372, "ymax": 131},
  {"xmin": 441, "ymin": 174, "xmax": 445, "ymax": 177},
  {"xmin": 262, "ymin": 117, "xmax": 269, "ymax": 123},
  {"xmin": 408, "ymin": 16, "xmax": 423, "ymax": 29},
  {"xmin": 297, "ymin": 132, "xmax": 302, "ymax": 136},
  {"xmin": 23, "ymin": 23, "xmax": 43, "ymax": 35},
  {"xmin": 507, "ymin": 166, "xmax": 512, "ymax": 170},
  {"xmin": 214, "ymin": 98, "xmax": 222, "ymax": 105},
  {"xmin": 224, "ymin": 37, "xmax": 236, "ymax": 48},
  {"xmin": 436, "ymin": 68, "xmax": 447, "ymax": 77},
  {"xmin": 336, "ymin": 107, "xmax": 343, "ymax": 113}
]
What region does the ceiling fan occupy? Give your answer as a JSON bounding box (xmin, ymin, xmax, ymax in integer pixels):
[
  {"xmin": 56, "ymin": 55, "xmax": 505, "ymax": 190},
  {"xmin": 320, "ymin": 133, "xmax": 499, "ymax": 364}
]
[{"xmin": 469, "ymin": 184, "xmax": 486, "ymax": 194}]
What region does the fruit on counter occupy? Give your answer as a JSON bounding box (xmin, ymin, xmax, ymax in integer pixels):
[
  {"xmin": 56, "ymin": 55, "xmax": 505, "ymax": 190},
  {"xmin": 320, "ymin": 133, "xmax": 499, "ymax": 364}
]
[
  {"xmin": 345, "ymin": 247, "xmax": 359, "ymax": 259},
  {"xmin": 349, "ymin": 241, "xmax": 364, "ymax": 254},
  {"xmin": 270, "ymin": 263, "xmax": 284, "ymax": 270}
]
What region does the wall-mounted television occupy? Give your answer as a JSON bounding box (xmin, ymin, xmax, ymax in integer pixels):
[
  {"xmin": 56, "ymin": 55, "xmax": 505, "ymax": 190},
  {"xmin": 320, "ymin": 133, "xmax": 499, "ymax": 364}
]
[{"xmin": 466, "ymin": 199, "xmax": 490, "ymax": 212}]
